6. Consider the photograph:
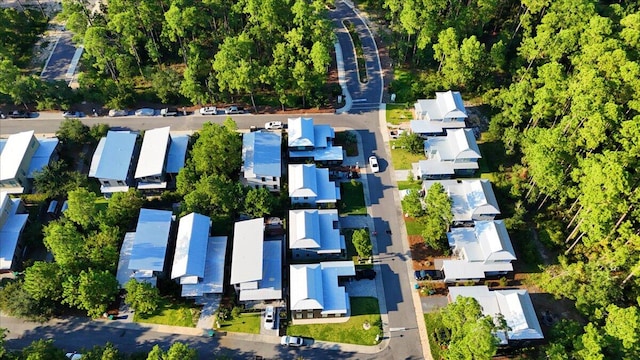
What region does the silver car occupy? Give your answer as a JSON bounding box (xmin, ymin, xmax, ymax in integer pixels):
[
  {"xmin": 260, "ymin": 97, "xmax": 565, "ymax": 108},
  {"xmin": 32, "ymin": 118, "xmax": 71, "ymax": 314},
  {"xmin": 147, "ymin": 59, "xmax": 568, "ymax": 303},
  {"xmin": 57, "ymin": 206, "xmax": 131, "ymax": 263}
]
[
  {"xmin": 280, "ymin": 335, "xmax": 304, "ymax": 347},
  {"xmin": 135, "ymin": 108, "xmax": 155, "ymax": 116},
  {"xmin": 199, "ymin": 106, "xmax": 218, "ymax": 115}
]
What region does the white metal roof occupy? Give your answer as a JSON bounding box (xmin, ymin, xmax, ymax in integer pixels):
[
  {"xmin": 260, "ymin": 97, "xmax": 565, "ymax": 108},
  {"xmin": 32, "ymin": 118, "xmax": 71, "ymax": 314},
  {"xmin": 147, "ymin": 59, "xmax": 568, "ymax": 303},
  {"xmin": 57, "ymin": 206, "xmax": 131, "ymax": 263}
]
[
  {"xmin": 313, "ymin": 124, "xmax": 334, "ymax": 149},
  {"xmin": 0, "ymin": 131, "xmax": 36, "ymax": 181},
  {"xmin": 128, "ymin": 209, "xmax": 173, "ymax": 272},
  {"xmin": 135, "ymin": 127, "xmax": 170, "ymax": 179},
  {"xmin": 436, "ymin": 90, "xmax": 468, "ymax": 119},
  {"xmin": 290, "ymin": 261, "xmax": 354, "ymax": 313},
  {"xmin": 27, "ymin": 138, "xmax": 59, "ymax": 178},
  {"xmin": 230, "ymin": 218, "xmax": 264, "ymax": 284},
  {"xmin": 475, "ymin": 220, "xmax": 516, "ymax": 261},
  {"xmin": 442, "ymin": 259, "xmax": 513, "ymax": 281},
  {"xmin": 166, "ymin": 134, "xmax": 189, "ymax": 173},
  {"xmin": 0, "ymin": 195, "xmax": 28, "ymax": 270},
  {"xmin": 288, "ymin": 117, "xmax": 315, "ymax": 147},
  {"xmin": 289, "ymin": 164, "xmax": 339, "ymax": 203},
  {"xmin": 172, "ymin": 213, "xmax": 210, "ymax": 279},
  {"xmin": 422, "ymin": 179, "xmax": 500, "ymax": 222},
  {"xmin": 237, "ymin": 239, "xmax": 283, "ymax": 301},
  {"xmin": 242, "ymin": 131, "xmax": 282, "ymax": 179},
  {"xmin": 289, "ymin": 146, "xmax": 344, "ymax": 162},
  {"xmin": 181, "ymin": 236, "xmax": 228, "ymax": 297},
  {"xmin": 424, "ymin": 129, "xmax": 481, "ymax": 161},
  {"xmin": 90, "ymin": 131, "xmax": 137, "ymax": 180},
  {"xmin": 116, "ymin": 232, "xmax": 136, "ymax": 287},
  {"xmin": 289, "ymin": 209, "xmax": 343, "ymax": 252}
]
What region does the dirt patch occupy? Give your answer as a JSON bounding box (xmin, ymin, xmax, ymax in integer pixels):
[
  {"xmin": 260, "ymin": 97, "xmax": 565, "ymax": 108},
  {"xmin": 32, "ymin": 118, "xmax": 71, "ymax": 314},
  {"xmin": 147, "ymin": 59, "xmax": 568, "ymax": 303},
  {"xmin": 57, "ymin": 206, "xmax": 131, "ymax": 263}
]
[{"xmin": 408, "ymin": 234, "xmax": 446, "ymax": 271}]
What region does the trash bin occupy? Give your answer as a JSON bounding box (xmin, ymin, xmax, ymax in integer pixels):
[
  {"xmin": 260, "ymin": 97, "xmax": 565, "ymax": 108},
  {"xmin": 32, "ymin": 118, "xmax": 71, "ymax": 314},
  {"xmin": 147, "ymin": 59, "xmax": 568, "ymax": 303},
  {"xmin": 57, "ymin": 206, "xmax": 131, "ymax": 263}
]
[
  {"xmin": 108, "ymin": 315, "xmax": 114, "ymax": 320},
  {"xmin": 414, "ymin": 283, "xmax": 420, "ymax": 290},
  {"xmin": 208, "ymin": 329, "xmax": 215, "ymax": 337}
]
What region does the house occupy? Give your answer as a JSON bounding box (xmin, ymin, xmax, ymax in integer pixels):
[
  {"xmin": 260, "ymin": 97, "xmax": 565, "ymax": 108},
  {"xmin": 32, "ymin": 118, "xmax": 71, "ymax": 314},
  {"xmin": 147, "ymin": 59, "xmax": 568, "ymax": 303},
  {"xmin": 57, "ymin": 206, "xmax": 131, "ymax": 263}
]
[
  {"xmin": 0, "ymin": 192, "xmax": 29, "ymax": 271},
  {"xmin": 288, "ymin": 117, "xmax": 343, "ymax": 164},
  {"xmin": 422, "ymin": 179, "xmax": 500, "ymax": 224},
  {"xmin": 116, "ymin": 208, "xmax": 173, "ymax": 287},
  {"xmin": 412, "ymin": 129, "xmax": 481, "ymax": 180},
  {"xmin": 171, "ymin": 213, "xmax": 227, "ymax": 298},
  {"xmin": 289, "ymin": 261, "xmax": 355, "ymax": 322},
  {"xmin": 289, "ymin": 209, "xmax": 345, "ymax": 260},
  {"xmin": 241, "ymin": 131, "xmax": 282, "ymax": 192},
  {"xmin": 135, "ymin": 127, "xmax": 188, "ymax": 191},
  {"xmin": 89, "ymin": 131, "xmax": 138, "ymax": 195},
  {"xmin": 0, "ymin": 131, "xmax": 59, "ymax": 194},
  {"xmin": 411, "ymin": 91, "xmax": 468, "ymax": 136},
  {"xmin": 230, "ymin": 218, "xmax": 283, "ymax": 306},
  {"xmin": 289, "ymin": 164, "xmax": 340, "ymax": 207},
  {"xmin": 448, "ymin": 286, "xmax": 544, "ymax": 345},
  {"xmin": 437, "ymin": 220, "xmax": 516, "ymax": 282}
]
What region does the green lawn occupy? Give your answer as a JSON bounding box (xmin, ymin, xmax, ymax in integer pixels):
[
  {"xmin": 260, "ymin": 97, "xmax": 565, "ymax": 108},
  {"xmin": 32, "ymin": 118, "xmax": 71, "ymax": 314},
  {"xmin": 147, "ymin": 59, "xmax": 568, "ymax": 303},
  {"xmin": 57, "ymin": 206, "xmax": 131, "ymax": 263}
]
[
  {"xmin": 340, "ymin": 181, "xmax": 367, "ymax": 215},
  {"xmin": 397, "ymin": 180, "xmax": 422, "ymax": 191},
  {"xmin": 389, "ymin": 68, "xmax": 420, "ymax": 103},
  {"xmin": 287, "ymin": 297, "xmax": 381, "ymax": 345},
  {"xmin": 386, "ymin": 103, "xmax": 413, "ymax": 125},
  {"xmin": 134, "ymin": 298, "xmax": 200, "ymax": 327},
  {"xmin": 424, "ymin": 312, "xmax": 444, "ymax": 360},
  {"xmin": 405, "ymin": 217, "xmax": 426, "ymax": 236},
  {"xmin": 390, "ymin": 143, "xmax": 424, "ymax": 170},
  {"xmin": 218, "ymin": 312, "xmax": 261, "ymax": 334}
]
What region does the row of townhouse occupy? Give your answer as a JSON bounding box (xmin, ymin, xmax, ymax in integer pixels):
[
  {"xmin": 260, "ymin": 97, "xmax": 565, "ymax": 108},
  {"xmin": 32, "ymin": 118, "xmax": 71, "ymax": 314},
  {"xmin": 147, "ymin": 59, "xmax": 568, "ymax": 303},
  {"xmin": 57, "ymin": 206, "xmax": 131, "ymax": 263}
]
[{"xmin": 411, "ymin": 91, "xmax": 543, "ymax": 346}]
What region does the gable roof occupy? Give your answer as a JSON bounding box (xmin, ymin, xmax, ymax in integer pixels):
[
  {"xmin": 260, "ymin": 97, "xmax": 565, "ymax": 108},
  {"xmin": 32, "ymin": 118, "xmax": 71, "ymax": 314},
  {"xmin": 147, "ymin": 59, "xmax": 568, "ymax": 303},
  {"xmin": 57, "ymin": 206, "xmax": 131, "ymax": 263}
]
[
  {"xmin": 475, "ymin": 220, "xmax": 516, "ymax": 262},
  {"xmin": 27, "ymin": 138, "xmax": 59, "ymax": 178},
  {"xmin": 128, "ymin": 209, "xmax": 173, "ymax": 272},
  {"xmin": 288, "ymin": 117, "xmax": 315, "ymax": 147},
  {"xmin": 238, "ymin": 238, "xmax": 283, "ymax": 301},
  {"xmin": 447, "ymin": 129, "xmax": 481, "ymax": 160},
  {"xmin": 242, "ymin": 131, "xmax": 282, "ymax": 178},
  {"xmin": 181, "ymin": 236, "xmax": 228, "ymax": 297},
  {"xmin": 288, "ymin": 164, "xmax": 339, "ymax": 203},
  {"xmin": 171, "ymin": 213, "xmax": 210, "ymax": 280},
  {"xmin": 436, "ymin": 90, "xmax": 468, "ymax": 119},
  {"xmin": 289, "ymin": 209, "xmax": 343, "ymax": 252},
  {"xmin": 290, "ymin": 261, "xmax": 355, "ymax": 314},
  {"xmin": 230, "ymin": 218, "xmax": 264, "ymax": 284},
  {"xmin": 135, "ymin": 127, "xmax": 170, "ymax": 178},
  {"xmin": 0, "ymin": 193, "xmax": 28, "ymax": 270},
  {"xmin": 90, "ymin": 131, "xmax": 137, "ymax": 180},
  {"xmin": 423, "ymin": 179, "xmax": 500, "ymax": 222},
  {"xmin": 0, "ymin": 131, "xmax": 36, "ymax": 181}
]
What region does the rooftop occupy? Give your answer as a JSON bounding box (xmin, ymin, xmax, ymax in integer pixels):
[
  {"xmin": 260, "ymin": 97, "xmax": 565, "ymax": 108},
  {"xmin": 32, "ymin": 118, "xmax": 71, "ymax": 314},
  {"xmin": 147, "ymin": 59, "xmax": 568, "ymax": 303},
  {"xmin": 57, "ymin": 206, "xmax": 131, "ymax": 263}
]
[
  {"xmin": 89, "ymin": 131, "xmax": 137, "ymax": 180},
  {"xmin": 422, "ymin": 179, "xmax": 500, "ymax": 222},
  {"xmin": 128, "ymin": 209, "xmax": 173, "ymax": 272},
  {"xmin": 242, "ymin": 131, "xmax": 282, "ymax": 178},
  {"xmin": 289, "ymin": 209, "xmax": 344, "ymax": 253},
  {"xmin": 166, "ymin": 134, "xmax": 189, "ymax": 173},
  {"xmin": 181, "ymin": 236, "xmax": 228, "ymax": 297},
  {"xmin": 288, "ymin": 117, "xmax": 315, "ymax": 147},
  {"xmin": 290, "ymin": 261, "xmax": 355, "ymax": 314},
  {"xmin": 0, "ymin": 131, "xmax": 36, "ymax": 181},
  {"xmin": 447, "ymin": 220, "xmax": 516, "ymax": 263},
  {"xmin": 0, "ymin": 193, "xmax": 28, "ymax": 270},
  {"xmin": 135, "ymin": 127, "xmax": 170, "ymax": 179},
  {"xmin": 230, "ymin": 218, "xmax": 264, "ymax": 284},
  {"xmin": 238, "ymin": 238, "xmax": 283, "ymax": 301},
  {"xmin": 27, "ymin": 138, "xmax": 59, "ymax": 178},
  {"xmin": 172, "ymin": 213, "xmax": 210, "ymax": 280},
  {"xmin": 289, "ymin": 164, "xmax": 340, "ymax": 203},
  {"xmin": 415, "ymin": 90, "xmax": 468, "ymax": 121}
]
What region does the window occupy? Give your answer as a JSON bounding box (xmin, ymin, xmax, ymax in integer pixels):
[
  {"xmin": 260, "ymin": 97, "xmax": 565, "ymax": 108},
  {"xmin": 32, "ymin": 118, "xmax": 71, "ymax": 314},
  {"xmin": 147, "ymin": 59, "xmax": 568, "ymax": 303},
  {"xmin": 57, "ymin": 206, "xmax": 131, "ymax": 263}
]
[
  {"xmin": 273, "ymin": 185, "xmax": 278, "ymax": 190},
  {"xmin": 261, "ymin": 177, "xmax": 266, "ymax": 182},
  {"xmin": 273, "ymin": 176, "xmax": 277, "ymax": 181},
  {"xmin": 295, "ymin": 313, "xmax": 302, "ymax": 319},
  {"xmin": 117, "ymin": 180, "xmax": 125, "ymax": 186},
  {"xmin": 333, "ymin": 221, "xmax": 339, "ymax": 229},
  {"xmin": 103, "ymin": 181, "xmax": 109, "ymax": 186},
  {"xmin": 321, "ymin": 313, "xmax": 328, "ymax": 318}
]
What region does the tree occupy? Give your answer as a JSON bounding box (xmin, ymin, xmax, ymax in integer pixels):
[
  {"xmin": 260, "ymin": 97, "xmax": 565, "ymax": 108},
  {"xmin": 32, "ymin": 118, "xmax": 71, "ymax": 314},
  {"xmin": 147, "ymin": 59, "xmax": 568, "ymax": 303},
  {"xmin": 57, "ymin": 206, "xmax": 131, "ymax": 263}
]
[
  {"xmin": 20, "ymin": 339, "xmax": 67, "ymax": 360},
  {"xmin": 182, "ymin": 174, "xmax": 244, "ymax": 221},
  {"xmin": 23, "ymin": 262, "xmax": 64, "ymax": 302},
  {"xmin": 401, "ymin": 189, "xmax": 425, "ymax": 217},
  {"xmin": 33, "ymin": 160, "xmax": 89, "ymax": 198},
  {"xmin": 56, "ymin": 119, "xmax": 90, "ymax": 148},
  {"xmin": 82, "ymin": 342, "xmax": 123, "ymax": 360},
  {"xmin": 66, "ymin": 188, "xmax": 99, "ymax": 230},
  {"xmin": 146, "ymin": 343, "xmax": 197, "ymax": 360},
  {"xmin": 63, "ymin": 269, "xmax": 118, "ymax": 318},
  {"xmin": 352, "ymin": 229, "xmax": 372, "ymax": 259},
  {"xmin": 243, "ymin": 187, "xmax": 275, "ymax": 218},
  {"xmin": 182, "ymin": 121, "xmax": 242, "ymax": 181},
  {"xmin": 396, "ymin": 132, "xmax": 424, "ymax": 154},
  {"xmin": 0, "ymin": 279, "xmax": 54, "ymax": 322},
  {"xmin": 124, "ymin": 279, "xmax": 161, "ymax": 316},
  {"xmin": 441, "ymin": 296, "xmax": 499, "ymax": 360},
  {"xmin": 421, "ymin": 183, "xmax": 453, "ymax": 251},
  {"xmin": 103, "ymin": 189, "xmax": 144, "ymax": 229},
  {"xmin": 89, "ymin": 123, "xmax": 110, "ymax": 143},
  {"xmin": 84, "ymin": 227, "xmax": 120, "ymax": 272},
  {"xmin": 0, "ymin": 328, "xmax": 6, "ymax": 359},
  {"xmin": 43, "ymin": 220, "xmax": 86, "ymax": 271}
]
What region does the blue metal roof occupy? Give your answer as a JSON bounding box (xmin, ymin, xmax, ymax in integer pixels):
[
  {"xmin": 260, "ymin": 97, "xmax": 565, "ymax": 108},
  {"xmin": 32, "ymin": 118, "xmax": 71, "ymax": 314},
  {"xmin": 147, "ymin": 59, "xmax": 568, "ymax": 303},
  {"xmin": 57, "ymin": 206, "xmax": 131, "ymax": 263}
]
[
  {"xmin": 92, "ymin": 131, "xmax": 137, "ymax": 180},
  {"xmin": 243, "ymin": 131, "xmax": 282, "ymax": 177},
  {"xmin": 129, "ymin": 209, "xmax": 173, "ymax": 272}
]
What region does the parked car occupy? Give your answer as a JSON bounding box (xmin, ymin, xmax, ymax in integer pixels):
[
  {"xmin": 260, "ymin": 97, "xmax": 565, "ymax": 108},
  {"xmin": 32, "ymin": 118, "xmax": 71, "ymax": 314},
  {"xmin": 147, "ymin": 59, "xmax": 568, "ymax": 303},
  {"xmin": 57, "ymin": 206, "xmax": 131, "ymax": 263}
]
[
  {"xmin": 65, "ymin": 353, "xmax": 82, "ymax": 360},
  {"xmin": 63, "ymin": 111, "xmax": 84, "ymax": 118},
  {"xmin": 280, "ymin": 335, "xmax": 304, "ymax": 347},
  {"xmin": 369, "ymin": 155, "xmax": 380, "ymax": 173},
  {"xmin": 108, "ymin": 109, "xmax": 128, "ymax": 117},
  {"xmin": 224, "ymin": 105, "xmax": 244, "ymax": 114},
  {"xmin": 355, "ymin": 269, "xmax": 376, "ymax": 280},
  {"xmin": 0, "ymin": 111, "xmax": 5, "ymax": 119},
  {"xmin": 199, "ymin": 106, "xmax": 218, "ymax": 115},
  {"xmin": 135, "ymin": 108, "xmax": 155, "ymax": 116},
  {"xmin": 9, "ymin": 110, "xmax": 31, "ymax": 118},
  {"xmin": 265, "ymin": 121, "xmax": 283, "ymax": 130},
  {"xmin": 263, "ymin": 306, "xmax": 276, "ymax": 330},
  {"xmin": 161, "ymin": 107, "xmax": 179, "ymax": 117},
  {"xmin": 414, "ymin": 269, "xmax": 444, "ymax": 281}
]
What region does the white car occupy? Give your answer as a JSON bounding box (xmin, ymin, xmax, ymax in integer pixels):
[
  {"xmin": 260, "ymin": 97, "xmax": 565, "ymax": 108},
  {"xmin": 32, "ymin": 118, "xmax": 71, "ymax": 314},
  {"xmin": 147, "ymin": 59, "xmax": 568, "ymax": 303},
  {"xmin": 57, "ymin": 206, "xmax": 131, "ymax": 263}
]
[
  {"xmin": 63, "ymin": 111, "xmax": 84, "ymax": 118},
  {"xmin": 280, "ymin": 335, "xmax": 304, "ymax": 347},
  {"xmin": 263, "ymin": 306, "xmax": 276, "ymax": 329},
  {"xmin": 135, "ymin": 108, "xmax": 155, "ymax": 116},
  {"xmin": 108, "ymin": 109, "xmax": 128, "ymax": 117},
  {"xmin": 265, "ymin": 121, "xmax": 283, "ymax": 130},
  {"xmin": 199, "ymin": 106, "xmax": 218, "ymax": 115},
  {"xmin": 224, "ymin": 105, "xmax": 244, "ymax": 114},
  {"xmin": 369, "ymin": 155, "xmax": 380, "ymax": 173}
]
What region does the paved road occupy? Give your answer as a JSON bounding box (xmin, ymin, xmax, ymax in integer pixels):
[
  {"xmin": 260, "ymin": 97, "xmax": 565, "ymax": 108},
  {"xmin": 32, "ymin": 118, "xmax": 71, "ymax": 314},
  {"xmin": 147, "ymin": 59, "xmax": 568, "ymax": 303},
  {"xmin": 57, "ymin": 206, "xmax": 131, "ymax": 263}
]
[
  {"xmin": 40, "ymin": 31, "xmax": 77, "ymax": 82},
  {"xmin": 329, "ymin": 1, "xmax": 383, "ymax": 113}
]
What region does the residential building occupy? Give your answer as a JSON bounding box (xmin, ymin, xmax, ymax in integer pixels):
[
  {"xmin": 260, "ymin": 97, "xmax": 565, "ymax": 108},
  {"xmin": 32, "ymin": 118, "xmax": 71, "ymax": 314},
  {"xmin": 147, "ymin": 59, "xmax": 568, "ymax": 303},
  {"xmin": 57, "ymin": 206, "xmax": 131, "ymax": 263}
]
[
  {"xmin": 288, "ymin": 117, "xmax": 343, "ymax": 164},
  {"xmin": 448, "ymin": 286, "xmax": 544, "ymax": 345},
  {"xmin": 412, "ymin": 129, "xmax": 481, "ymax": 180},
  {"xmin": 289, "ymin": 164, "xmax": 340, "ymax": 207},
  {"xmin": 422, "ymin": 179, "xmax": 500, "ymax": 224},
  {"xmin": 0, "ymin": 192, "xmax": 29, "ymax": 271},
  {"xmin": 116, "ymin": 208, "xmax": 173, "ymax": 287},
  {"xmin": 289, "ymin": 209, "xmax": 345, "ymax": 260},
  {"xmin": 241, "ymin": 131, "xmax": 282, "ymax": 192},
  {"xmin": 89, "ymin": 131, "xmax": 138, "ymax": 195},
  {"xmin": 0, "ymin": 131, "xmax": 59, "ymax": 194},
  {"xmin": 230, "ymin": 218, "xmax": 283, "ymax": 306},
  {"xmin": 411, "ymin": 90, "xmax": 468, "ymax": 136},
  {"xmin": 437, "ymin": 220, "xmax": 516, "ymax": 282},
  {"xmin": 135, "ymin": 127, "xmax": 188, "ymax": 191},
  {"xmin": 171, "ymin": 213, "xmax": 227, "ymax": 298},
  {"xmin": 289, "ymin": 261, "xmax": 355, "ymax": 323}
]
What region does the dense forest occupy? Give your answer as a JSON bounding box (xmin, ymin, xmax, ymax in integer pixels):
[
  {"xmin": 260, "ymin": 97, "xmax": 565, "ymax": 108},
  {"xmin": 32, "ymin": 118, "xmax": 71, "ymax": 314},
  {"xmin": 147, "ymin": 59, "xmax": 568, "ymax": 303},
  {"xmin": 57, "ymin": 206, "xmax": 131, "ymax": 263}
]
[{"xmin": 364, "ymin": 0, "xmax": 640, "ymax": 357}]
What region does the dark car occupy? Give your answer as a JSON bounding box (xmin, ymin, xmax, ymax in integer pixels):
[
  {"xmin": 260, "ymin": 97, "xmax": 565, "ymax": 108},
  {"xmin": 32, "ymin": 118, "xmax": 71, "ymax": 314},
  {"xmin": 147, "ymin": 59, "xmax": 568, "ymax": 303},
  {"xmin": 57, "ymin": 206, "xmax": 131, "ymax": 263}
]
[
  {"xmin": 9, "ymin": 110, "xmax": 31, "ymax": 118},
  {"xmin": 355, "ymin": 269, "xmax": 376, "ymax": 280},
  {"xmin": 414, "ymin": 269, "xmax": 444, "ymax": 281}
]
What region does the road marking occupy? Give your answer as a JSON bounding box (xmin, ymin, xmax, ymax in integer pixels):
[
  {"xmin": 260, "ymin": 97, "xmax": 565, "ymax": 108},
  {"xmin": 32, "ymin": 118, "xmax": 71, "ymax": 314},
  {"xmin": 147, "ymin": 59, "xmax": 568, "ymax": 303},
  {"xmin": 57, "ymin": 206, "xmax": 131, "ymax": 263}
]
[
  {"xmin": 352, "ymin": 98, "xmax": 368, "ymax": 102},
  {"xmin": 390, "ymin": 327, "xmax": 407, "ymax": 332}
]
